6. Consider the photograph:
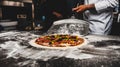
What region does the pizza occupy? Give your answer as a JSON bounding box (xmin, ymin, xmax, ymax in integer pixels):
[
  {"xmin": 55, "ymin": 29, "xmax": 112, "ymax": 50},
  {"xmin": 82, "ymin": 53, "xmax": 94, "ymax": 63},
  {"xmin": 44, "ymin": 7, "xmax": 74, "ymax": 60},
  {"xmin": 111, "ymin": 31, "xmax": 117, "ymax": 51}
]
[{"xmin": 35, "ymin": 34, "xmax": 84, "ymax": 47}]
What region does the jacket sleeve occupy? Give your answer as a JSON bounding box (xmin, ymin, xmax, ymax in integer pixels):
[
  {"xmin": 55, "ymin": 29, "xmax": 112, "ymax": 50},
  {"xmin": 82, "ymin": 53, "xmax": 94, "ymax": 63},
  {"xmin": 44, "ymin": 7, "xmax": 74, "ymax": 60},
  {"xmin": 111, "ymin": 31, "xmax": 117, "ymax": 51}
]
[{"xmin": 95, "ymin": 0, "xmax": 118, "ymax": 13}]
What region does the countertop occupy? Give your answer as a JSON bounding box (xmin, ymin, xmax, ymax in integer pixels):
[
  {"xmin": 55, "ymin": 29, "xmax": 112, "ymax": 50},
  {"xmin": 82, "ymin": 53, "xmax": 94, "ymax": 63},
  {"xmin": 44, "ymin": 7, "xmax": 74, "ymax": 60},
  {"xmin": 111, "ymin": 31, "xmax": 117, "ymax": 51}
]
[{"xmin": 0, "ymin": 31, "xmax": 120, "ymax": 67}]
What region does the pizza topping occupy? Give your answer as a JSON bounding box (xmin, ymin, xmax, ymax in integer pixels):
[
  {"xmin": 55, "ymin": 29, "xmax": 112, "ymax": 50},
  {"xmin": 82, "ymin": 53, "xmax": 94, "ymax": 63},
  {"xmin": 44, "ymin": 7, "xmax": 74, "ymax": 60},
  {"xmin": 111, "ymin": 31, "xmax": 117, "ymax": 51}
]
[{"xmin": 35, "ymin": 34, "xmax": 84, "ymax": 47}]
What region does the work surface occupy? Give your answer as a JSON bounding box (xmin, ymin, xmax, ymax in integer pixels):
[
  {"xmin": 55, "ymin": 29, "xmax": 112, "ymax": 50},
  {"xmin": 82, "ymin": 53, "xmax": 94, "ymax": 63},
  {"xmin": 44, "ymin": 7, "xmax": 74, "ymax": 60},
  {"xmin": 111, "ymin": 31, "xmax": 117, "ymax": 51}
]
[{"xmin": 0, "ymin": 31, "xmax": 120, "ymax": 67}]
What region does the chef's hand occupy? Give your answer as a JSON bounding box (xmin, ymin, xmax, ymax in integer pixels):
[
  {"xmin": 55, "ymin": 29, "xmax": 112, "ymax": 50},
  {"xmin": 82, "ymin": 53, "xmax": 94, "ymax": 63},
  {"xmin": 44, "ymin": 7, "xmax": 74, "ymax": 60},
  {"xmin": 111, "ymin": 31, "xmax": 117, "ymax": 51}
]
[
  {"xmin": 72, "ymin": 4, "xmax": 95, "ymax": 13},
  {"xmin": 53, "ymin": 11, "xmax": 63, "ymax": 18}
]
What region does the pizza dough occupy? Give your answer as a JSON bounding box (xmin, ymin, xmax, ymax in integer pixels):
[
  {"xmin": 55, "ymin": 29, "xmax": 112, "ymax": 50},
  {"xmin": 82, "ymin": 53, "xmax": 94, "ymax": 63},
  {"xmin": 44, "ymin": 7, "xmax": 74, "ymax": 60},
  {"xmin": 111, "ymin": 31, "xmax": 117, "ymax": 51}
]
[{"xmin": 29, "ymin": 34, "xmax": 87, "ymax": 49}]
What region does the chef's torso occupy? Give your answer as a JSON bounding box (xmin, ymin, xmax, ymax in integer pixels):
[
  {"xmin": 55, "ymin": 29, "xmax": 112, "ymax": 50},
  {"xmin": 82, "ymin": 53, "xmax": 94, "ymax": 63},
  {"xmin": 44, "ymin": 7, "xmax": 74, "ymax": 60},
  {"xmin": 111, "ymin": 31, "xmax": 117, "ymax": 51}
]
[{"xmin": 84, "ymin": 0, "xmax": 115, "ymax": 35}]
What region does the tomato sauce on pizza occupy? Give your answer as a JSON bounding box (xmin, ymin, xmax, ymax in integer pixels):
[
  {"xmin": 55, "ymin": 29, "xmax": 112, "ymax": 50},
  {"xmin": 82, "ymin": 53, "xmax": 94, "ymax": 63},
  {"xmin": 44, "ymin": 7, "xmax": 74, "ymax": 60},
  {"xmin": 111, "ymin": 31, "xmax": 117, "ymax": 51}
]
[{"xmin": 35, "ymin": 34, "xmax": 84, "ymax": 47}]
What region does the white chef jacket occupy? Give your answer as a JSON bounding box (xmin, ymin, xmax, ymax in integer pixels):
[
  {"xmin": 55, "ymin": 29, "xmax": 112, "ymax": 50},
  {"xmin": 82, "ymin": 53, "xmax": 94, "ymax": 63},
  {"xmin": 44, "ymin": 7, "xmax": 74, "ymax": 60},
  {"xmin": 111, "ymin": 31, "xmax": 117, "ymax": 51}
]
[{"xmin": 84, "ymin": 0, "xmax": 118, "ymax": 35}]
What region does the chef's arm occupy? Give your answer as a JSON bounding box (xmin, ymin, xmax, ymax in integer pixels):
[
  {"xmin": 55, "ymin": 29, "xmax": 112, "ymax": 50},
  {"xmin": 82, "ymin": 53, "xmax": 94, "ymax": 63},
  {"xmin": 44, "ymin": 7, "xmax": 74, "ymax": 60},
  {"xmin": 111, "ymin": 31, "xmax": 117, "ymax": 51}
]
[
  {"xmin": 95, "ymin": 0, "xmax": 118, "ymax": 13},
  {"xmin": 72, "ymin": 4, "xmax": 95, "ymax": 13},
  {"xmin": 52, "ymin": 11, "xmax": 63, "ymax": 18},
  {"xmin": 73, "ymin": 0, "xmax": 118, "ymax": 13}
]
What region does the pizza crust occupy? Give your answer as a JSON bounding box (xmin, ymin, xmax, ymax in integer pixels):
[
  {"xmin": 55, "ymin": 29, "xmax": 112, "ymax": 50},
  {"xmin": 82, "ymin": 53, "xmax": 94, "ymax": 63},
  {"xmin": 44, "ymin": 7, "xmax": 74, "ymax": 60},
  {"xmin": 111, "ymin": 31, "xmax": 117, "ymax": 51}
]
[{"xmin": 29, "ymin": 34, "xmax": 87, "ymax": 49}]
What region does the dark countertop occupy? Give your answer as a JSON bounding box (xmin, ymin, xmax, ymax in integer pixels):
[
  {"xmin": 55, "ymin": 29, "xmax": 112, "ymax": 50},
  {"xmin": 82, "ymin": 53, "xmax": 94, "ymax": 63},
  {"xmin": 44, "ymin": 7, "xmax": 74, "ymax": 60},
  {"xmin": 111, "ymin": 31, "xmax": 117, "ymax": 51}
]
[{"xmin": 0, "ymin": 31, "xmax": 120, "ymax": 67}]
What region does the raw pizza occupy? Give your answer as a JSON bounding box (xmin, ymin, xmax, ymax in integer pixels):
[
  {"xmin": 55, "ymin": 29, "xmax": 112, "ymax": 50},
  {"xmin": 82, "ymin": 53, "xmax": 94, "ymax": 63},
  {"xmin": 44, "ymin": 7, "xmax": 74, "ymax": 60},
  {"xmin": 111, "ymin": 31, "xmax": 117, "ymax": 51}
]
[{"xmin": 35, "ymin": 34, "xmax": 84, "ymax": 47}]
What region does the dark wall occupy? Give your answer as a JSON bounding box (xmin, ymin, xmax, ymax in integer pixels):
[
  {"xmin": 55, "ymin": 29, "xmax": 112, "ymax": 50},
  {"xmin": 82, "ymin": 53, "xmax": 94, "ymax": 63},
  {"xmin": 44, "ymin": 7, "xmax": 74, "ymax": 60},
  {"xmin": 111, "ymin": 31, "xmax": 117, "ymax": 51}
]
[
  {"xmin": 1, "ymin": 3, "xmax": 32, "ymax": 21},
  {"xmin": 2, "ymin": 6, "xmax": 18, "ymax": 20}
]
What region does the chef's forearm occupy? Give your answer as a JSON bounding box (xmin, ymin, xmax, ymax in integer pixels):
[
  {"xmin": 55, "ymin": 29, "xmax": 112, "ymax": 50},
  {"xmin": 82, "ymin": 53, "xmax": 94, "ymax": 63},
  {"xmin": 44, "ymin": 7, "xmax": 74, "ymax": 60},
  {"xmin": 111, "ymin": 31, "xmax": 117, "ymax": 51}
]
[
  {"xmin": 72, "ymin": 4, "xmax": 95, "ymax": 12},
  {"xmin": 85, "ymin": 4, "xmax": 95, "ymax": 10}
]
